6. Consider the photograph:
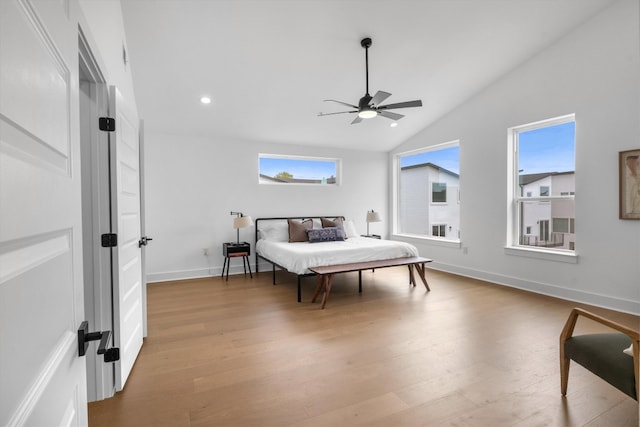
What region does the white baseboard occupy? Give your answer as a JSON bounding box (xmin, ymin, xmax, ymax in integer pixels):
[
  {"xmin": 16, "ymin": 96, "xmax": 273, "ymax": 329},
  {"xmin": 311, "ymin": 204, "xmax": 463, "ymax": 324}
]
[
  {"xmin": 428, "ymin": 261, "xmax": 640, "ymax": 315},
  {"xmin": 146, "ymin": 260, "xmax": 639, "ymax": 315},
  {"xmin": 147, "ymin": 262, "xmax": 253, "ymax": 283}
]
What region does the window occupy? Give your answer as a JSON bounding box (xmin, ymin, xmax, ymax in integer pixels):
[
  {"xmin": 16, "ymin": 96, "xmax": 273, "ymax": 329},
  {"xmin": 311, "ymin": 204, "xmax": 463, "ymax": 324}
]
[
  {"xmin": 432, "ymin": 224, "xmax": 446, "ymax": 237},
  {"xmin": 432, "ymin": 183, "xmax": 447, "ymax": 203},
  {"xmin": 553, "ymin": 217, "xmax": 575, "ymax": 234},
  {"xmin": 259, "ymin": 154, "xmax": 339, "ymax": 185},
  {"xmin": 396, "ymin": 142, "xmax": 460, "ymax": 240},
  {"xmin": 509, "ymin": 115, "xmax": 575, "ymax": 253}
]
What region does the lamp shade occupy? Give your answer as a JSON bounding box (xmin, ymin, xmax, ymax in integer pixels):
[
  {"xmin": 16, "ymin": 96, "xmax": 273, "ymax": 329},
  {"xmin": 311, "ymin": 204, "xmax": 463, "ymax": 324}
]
[
  {"xmin": 366, "ymin": 211, "xmax": 381, "ymax": 223},
  {"xmin": 233, "ymin": 215, "xmax": 253, "ymax": 229}
]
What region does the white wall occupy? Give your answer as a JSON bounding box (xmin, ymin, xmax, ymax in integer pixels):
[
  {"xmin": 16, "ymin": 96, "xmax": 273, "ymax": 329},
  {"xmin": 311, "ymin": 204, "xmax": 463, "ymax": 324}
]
[
  {"xmin": 78, "ymin": 0, "xmax": 138, "ymax": 112},
  {"xmin": 390, "ymin": 0, "xmax": 640, "ymax": 314},
  {"xmin": 144, "ymin": 133, "xmax": 388, "ymax": 281}
]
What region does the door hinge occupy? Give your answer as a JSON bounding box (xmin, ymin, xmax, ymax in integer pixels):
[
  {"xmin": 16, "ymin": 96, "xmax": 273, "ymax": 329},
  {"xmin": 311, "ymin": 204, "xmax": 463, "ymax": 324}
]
[
  {"xmin": 101, "ymin": 233, "xmax": 118, "ymax": 247},
  {"xmin": 99, "ymin": 117, "xmax": 116, "ymax": 132}
]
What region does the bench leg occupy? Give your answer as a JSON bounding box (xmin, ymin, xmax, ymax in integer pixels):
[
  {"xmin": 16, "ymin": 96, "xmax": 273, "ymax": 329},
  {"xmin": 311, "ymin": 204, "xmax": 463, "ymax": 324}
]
[
  {"xmin": 358, "ymin": 270, "xmax": 362, "ymax": 293},
  {"xmin": 311, "ymin": 274, "xmax": 324, "ymax": 303},
  {"xmin": 321, "ymin": 274, "xmax": 334, "ymax": 309},
  {"xmin": 413, "ymin": 263, "xmax": 430, "ymax": 291},
  {"xmin": 408, "ymin": 265, "xmax": 416, "ymax": 286}
]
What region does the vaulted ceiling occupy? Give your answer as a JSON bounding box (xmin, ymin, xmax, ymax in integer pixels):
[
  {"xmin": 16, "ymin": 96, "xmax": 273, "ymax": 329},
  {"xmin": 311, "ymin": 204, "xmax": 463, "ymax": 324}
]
[{"xmin": 121, "ymin": 0, "xmax": 615, "ymax": 151}]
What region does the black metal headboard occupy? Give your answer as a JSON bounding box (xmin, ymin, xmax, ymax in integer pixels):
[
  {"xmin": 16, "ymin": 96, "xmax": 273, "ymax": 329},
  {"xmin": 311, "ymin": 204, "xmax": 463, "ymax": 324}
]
[{"xmin": 254, "ymin": 216, "xmax": 345, "ymax": 273}]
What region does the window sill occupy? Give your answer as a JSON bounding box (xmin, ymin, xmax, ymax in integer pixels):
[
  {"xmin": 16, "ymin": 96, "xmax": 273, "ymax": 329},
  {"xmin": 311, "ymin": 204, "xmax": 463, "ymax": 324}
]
[
  {"xmin": 504, "ymin": 246, "xmax": 578, "ymax": 264},
  {"xmin": 392, "ymin": 233, "xmax": 461, "ymax": 249}
]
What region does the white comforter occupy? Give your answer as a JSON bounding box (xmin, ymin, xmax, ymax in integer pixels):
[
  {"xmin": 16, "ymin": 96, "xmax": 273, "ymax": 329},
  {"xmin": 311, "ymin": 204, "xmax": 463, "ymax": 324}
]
[{"xmin": 256, "ymin": 237, "xmax": 419, "ymax": 275}]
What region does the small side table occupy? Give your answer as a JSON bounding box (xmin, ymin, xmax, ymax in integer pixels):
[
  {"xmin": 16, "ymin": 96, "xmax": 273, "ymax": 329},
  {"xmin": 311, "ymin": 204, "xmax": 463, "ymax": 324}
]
[{"xmin": 222, "ymin": 242, "xmax": 252, "ymax": 280}]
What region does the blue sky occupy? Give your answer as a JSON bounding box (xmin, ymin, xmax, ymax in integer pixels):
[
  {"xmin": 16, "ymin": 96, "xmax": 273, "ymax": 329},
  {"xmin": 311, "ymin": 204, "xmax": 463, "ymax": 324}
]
[
  {"xmin": 259, "ymin": 157, "xmax": 336, "ymax": 179},
  {"xmin": 261, "ymin": 122, "xmax": 574, "ymax": 179},
  {"xmin": 518, "ymin": 121, "xmax": 575, "ymax": 174},
  {"xmin": 400, "ymin": 121, "xmax": 575, "ymax": 175},
  {"xmin": 401, "ymin": 146, "xmax": 460, "ymax": 174}
]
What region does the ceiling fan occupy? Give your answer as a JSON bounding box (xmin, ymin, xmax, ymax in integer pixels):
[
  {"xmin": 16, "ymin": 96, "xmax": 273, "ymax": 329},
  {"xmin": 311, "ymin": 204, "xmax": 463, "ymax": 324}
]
[{"xmin": 318, "ymin": 37, "xmax": 422, "ymax": 124}]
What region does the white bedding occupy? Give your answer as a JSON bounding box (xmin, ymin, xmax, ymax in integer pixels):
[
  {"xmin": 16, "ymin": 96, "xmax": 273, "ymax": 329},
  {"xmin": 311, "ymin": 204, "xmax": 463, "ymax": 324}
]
[{"xmin": 256, "ymin": 236, "xmax": 419, "ymax": 275}]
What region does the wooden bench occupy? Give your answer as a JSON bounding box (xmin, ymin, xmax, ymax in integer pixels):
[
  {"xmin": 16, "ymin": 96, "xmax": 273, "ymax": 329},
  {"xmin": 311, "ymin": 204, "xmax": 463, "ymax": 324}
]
[{"xmin": 308, "ymin": 256, "xmax": 432, "ymax": 309}]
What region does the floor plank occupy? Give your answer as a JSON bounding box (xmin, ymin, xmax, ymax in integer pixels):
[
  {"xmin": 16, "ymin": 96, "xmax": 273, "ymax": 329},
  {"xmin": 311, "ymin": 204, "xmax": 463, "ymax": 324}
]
[{"xmin": 89, "ymin": 268, "xmax": 639, "ymax": 426}]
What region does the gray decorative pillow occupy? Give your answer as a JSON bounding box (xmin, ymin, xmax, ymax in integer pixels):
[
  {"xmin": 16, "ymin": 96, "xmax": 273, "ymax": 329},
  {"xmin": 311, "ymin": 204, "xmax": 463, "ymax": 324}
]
[
  {"xmin": 307, "ymin": 227, "xmax": 346, "ymax": 243},
  {"xmin": 288, "ymin": 219, "xmax": 313, "ymax": 242}
]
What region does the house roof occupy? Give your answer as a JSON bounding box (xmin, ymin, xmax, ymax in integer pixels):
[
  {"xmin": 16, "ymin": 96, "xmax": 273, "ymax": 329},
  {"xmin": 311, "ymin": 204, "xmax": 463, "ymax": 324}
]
[
  {"xmin": 520, "ymin": 171, "xmax": 574, "ymax": 185},
  {"xmin": 401, "ymin": 162, "xmax": 459, "ymax": 178}
]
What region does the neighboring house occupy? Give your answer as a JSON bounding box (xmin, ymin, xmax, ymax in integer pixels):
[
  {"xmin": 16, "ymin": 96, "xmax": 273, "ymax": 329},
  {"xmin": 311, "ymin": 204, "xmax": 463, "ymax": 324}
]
[
  {"xmin": 520, "ymin": 172, "xmax": 575, "ymax": 250},
  {"xmin": 399, "ymin": 163, "xmax": 460, "ymax": 239},
  {"xmin": 258, "ymin": 174, "xmax": 337, "ymax": 184}
]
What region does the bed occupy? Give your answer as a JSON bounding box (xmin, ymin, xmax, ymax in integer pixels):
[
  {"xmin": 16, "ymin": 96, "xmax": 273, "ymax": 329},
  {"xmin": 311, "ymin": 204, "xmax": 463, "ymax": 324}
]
[{"xmin": 254, "ymin": 216, "xmax": 422, "ymax": 302}]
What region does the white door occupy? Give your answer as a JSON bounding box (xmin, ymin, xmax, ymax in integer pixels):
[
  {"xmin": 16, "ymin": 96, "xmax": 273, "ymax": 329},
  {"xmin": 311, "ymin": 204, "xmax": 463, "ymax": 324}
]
[
  {"xmin": 108, "ymin": 86, "xmax": 144, "ymax": 390},
  {"xmin": 0, "ymin": 0, "xmax": 88, "ymax": 425}
]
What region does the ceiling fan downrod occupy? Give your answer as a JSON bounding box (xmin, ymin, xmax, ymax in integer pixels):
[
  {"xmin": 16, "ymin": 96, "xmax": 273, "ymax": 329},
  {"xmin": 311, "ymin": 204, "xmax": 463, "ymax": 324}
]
[{"xmin": 361, "ymin": 37, "xmax": 372, "ymax": 97}]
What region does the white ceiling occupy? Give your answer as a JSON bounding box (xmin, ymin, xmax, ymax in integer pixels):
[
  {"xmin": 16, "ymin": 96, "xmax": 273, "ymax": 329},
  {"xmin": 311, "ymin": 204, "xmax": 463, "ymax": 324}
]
[{"xmin": 121, "ymin": 0, "xmax": 614, "ymax": 152}]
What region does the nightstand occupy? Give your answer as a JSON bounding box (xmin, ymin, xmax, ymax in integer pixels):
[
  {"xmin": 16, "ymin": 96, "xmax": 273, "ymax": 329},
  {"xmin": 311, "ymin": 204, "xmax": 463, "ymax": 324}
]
[
  {"xmin": 361, "ymin": 234, "xmax": 381, "ymax": 239},
  {"xmin": 222, "ymin": 242, "xmax": 252, "ymax": 280}
]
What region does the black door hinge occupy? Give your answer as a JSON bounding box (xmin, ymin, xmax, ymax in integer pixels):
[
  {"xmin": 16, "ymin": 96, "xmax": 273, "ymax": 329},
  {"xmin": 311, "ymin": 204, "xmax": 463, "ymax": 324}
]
[
  {"xmin": 99, "ymin": 117, "xmax": 116, "ymax": 132},
  {"xmin": 101, "ymin": 233, "xmax": 117, "ymax": 247}
]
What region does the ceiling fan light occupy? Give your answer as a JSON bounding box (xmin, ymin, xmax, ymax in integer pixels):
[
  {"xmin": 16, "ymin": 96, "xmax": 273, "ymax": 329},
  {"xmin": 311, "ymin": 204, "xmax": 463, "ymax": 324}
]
[{"xmin": 358, "ymin": 109, "xmax": 377, "ymax": 119}]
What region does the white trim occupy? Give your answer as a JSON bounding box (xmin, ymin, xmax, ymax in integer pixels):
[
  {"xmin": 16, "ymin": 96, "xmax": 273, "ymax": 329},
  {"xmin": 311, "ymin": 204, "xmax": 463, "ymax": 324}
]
[
  {"xmin": 427, "ymin": 262, "xmax": 639, "ymax": 315},
  {"xmin": 7, "ymin": 331, "xmax": 76, "ymax": 427},
  {"xmin": 507, "ymin": 113, "xmax": 576, "ymax": 256},
  {"xmin": 0, "ymin": 232, "xmax": 70, "ymax": 284},
  {"xmin": 391, "ymin": 234, "xmax": 461, "ymax": 249},
  {"xmin": 258, "ymin": 153, "xmax": 341, "ymax": 185},
  {"xmin": 504, "ymin": 246, "xmax": 578, "ymax": 263},
  {"xmin": 394, "ymin": 141, "xmax": 460, "ymax": 238},
  {"xmin": 395, "ymin": 139, "xmax": 460, "ymax": 157}
]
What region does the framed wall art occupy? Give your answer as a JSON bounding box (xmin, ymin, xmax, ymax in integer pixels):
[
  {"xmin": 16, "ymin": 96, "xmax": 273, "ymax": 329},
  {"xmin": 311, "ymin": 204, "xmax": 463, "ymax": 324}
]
[{"xmin": 619, "ymin": 149, "xmax": 640, "ymax": 220}]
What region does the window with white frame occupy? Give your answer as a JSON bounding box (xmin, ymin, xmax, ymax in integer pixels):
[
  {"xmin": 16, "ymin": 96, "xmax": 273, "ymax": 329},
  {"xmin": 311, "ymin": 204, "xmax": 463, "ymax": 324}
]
[
  {"xmin": 509, "ymin": 114, "xmax": 575, "ymax": 253},
  {"xmin": 396, "ymin": 142, "xmax": 460, "ymax": 240},
  {"xmin": 432, "ymin": 224, "xmax": 446, "ymax": 237},
  {"xmin": 258, "ymin": 154, "xmax": 340, "ymax": 185}
]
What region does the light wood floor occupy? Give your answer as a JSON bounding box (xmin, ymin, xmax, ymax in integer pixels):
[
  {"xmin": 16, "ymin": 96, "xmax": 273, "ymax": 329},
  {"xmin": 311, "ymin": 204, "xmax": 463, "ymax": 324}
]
[{"xmin": 89, "ymin": 268, "xmax": 639, "ymax": 426}]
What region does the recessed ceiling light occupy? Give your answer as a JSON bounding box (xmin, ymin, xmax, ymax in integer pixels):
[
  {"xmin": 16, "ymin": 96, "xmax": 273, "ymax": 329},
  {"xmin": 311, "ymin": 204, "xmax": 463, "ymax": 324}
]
[
  {"xmin": 200, "ymin": 96, "xmax": 212, "ymax": 105},
  {"xmin": 390, "ymin": 122, "xmax": 398, "ymax": 128}
]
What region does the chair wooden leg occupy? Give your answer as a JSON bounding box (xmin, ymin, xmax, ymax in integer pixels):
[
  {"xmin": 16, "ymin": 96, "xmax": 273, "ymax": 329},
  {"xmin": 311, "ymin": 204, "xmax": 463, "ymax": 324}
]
[{"xmin": 560, "ymin": 352, "xmax": 570, "ymax": 396}]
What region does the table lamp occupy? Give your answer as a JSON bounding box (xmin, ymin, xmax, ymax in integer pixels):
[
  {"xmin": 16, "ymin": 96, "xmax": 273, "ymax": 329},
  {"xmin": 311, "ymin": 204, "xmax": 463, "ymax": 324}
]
[
  {"xmin": 231, "ymin": 211, "xmax": 253, "ymax": 244},
  {"xmin": 366, "ymin": 210, "xmax": 381, "ymax": 236}
]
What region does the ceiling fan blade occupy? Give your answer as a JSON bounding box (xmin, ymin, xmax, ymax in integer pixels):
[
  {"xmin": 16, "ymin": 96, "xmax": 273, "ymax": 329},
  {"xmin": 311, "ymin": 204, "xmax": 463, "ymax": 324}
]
[
  {"xmin": 378, "ymin": 100, "xmax": 423, "ymax": 110},
  {"xmin": 378, "ymin": 110, "xmax": 404, "ymax": 121},
  {"xmin": 323, "ymin": 99, "xmax": 359, "ymax": 109},
  {"xmin": 370, "ymin": 91, "xmax": 391, "ymax": 106},
  {"xmin": 318, "ymin": 110, "xmax": 357, "ymax": 117},
  {"xmin": 351, "ymin": 115, "xmax": 363, "ymax": 125}
]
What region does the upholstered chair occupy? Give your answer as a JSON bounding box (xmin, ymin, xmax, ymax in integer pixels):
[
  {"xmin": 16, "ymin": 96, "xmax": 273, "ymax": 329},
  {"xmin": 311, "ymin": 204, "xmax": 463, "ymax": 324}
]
[{"xmin": 560, "ymin": 308, "xmax": 638, "ymax": 400}]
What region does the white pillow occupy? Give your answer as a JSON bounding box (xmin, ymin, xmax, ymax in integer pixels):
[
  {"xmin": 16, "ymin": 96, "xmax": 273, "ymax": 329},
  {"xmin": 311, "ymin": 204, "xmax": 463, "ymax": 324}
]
[
  {"xmin": 623, "ymin": 344, "xmax": 633, "ymax": 356},
  {"xmin": 260, "ymin": 223, "xmax": 289, "ymax": 241},
  {"xmin": 344, "ymin": 220, "xmax": 359, "ymax": 238}
]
